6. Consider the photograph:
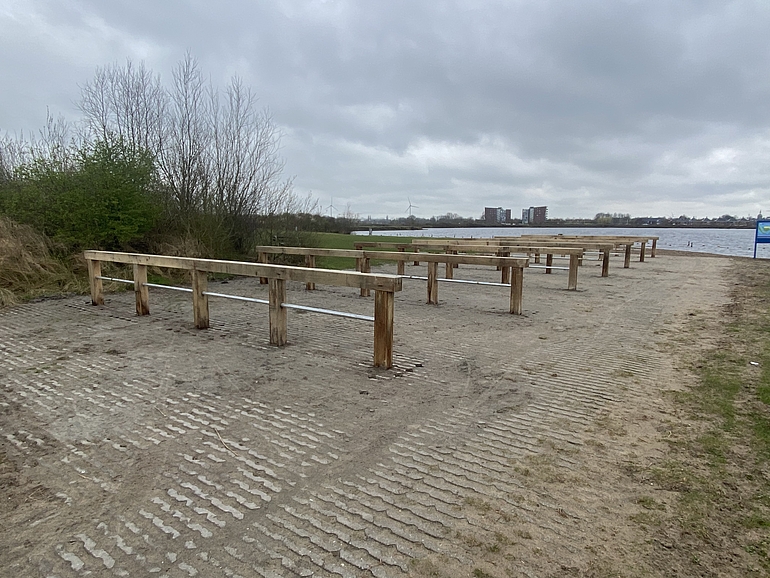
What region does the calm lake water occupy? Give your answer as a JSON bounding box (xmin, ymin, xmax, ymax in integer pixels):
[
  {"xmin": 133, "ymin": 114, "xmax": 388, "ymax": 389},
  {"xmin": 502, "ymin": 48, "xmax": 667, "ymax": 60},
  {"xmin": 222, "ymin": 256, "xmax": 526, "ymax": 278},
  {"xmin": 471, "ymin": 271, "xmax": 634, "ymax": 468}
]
[{"xmin": 353, "ymin": 227, "xmax": 768, "ymax": 259}]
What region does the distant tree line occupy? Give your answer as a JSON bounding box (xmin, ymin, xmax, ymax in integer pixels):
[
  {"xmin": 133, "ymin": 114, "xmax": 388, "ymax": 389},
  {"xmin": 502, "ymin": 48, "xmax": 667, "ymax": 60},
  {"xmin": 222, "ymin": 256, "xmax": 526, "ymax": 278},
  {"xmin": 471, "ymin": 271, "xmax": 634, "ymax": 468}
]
[
  {"xmin": 359, "ymin": 210, "xmax": 760, "ymax": 231},
  {"xmin": 0, "ymin": 54, "xmax": 326, "ymax": 259}
]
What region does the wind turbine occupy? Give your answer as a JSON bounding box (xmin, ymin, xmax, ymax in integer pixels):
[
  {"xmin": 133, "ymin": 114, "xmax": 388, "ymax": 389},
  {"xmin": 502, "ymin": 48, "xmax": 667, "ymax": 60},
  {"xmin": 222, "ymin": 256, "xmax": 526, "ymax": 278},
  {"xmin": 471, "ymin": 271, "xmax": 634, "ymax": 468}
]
[
  {"xmin": 326, "ymin": 197, "xmax": 338, "ymax": 217},
  {"xmin": 406, "ymin": 197, "xmax": 418, "ymax": 217}
]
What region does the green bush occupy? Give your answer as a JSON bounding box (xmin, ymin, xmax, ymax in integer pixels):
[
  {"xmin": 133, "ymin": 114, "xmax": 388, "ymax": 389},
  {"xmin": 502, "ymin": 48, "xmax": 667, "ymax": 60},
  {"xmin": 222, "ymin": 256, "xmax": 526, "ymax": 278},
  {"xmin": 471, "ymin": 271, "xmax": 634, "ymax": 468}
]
[{"xmin": 1, "ymin": 137, "xmax": 161, "ymax": 250}]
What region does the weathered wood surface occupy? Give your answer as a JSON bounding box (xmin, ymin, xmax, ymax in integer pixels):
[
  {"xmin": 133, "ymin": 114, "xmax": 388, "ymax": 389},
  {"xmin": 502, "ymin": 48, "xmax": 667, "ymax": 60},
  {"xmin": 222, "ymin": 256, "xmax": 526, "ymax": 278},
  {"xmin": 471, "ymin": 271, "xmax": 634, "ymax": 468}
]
[
  {"xmin": 360, "ymin": 258, "xmax": 371, "ymax": 297},
  {"xmin": 253, "ymin": 244, "xmax": 534, "ymax": 268},
  {"xmin": 84, "ymin": 251, "xmax": 402, "ymax": 292},
  {"xmin": 258, "ymin": 251, "xmax": 268, "ymax": 284},
  {"xmin": 601, "ymin": 249, "xmax": 611, "ymax": 277},
  {"xmin": 254, "ymin": 245, "xmax": 362, "ymax": 258},
  {"xmin": 192, "ymin": 268, "xmax": 209, "ymax": 329},
  {"xmin": 515, "ymin": 235, "xmax": 656, "ymax": 261},
  {"xmin": 305, "ymin": 255, "xmax": 316, "ymax": 290},
  {"xmin": 354, "ymin": 242, "xmax": 411, "ymax": 250},
  {"xmin": 245, "ymin": 245, "xmax": 594, "ymax": 292},
  {"xmin": 568, "ymin": 255, "xmax": 579, "ymax": 290},
  {"xmin": 510, "ymin": 266, "xmax": 524, "ymax": 314},
  {"xmin": 516, "ymin": 234, "xmax": 659, "ymax": 244},
  {"xmin": 87, "ymin": 259, "xmax": 104, "ymax": 306},
  {"xmin": 373, "ymin": 290, "xmax": 394, "ymax": 368},
  {"xmin": 86, "ymin": 251, "xmax": 401, "ymax": 369},
  {"xmin": 133, "ymin": 264, "xmax": 150, "ymax": 315},
  {"xmin": 268, "ymin": 278, "xmax": 287, "ymax": 346},
  {"xmin": 362, "ymin": 251, "xmax": 529, "ymax": 268},
  {"xmin": 411, "ymin": 241, "xmax": 585, "ymax": 252},
  {"xmin": 427, "ymin": 262, "xmax": 439, "ymax": 304}
]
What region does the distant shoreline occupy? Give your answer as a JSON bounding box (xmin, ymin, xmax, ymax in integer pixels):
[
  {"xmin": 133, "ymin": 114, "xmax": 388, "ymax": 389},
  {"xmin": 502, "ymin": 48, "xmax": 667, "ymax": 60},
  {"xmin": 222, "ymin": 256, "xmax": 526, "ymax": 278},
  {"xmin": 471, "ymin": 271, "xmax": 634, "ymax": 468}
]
[{"xmin": 358, "ymin": 223, "xmax": 756, "ymax": 232}]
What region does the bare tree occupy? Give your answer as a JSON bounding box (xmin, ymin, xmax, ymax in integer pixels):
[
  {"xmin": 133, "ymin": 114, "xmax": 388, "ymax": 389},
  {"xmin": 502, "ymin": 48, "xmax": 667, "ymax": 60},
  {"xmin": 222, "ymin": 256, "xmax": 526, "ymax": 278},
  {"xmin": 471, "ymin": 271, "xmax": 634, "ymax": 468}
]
[
  {"xmin": 76, "ymin": 53, "xmax": 297, "ymax": 250},
  {"xmin": 158, "ymin": 54, "xmax": 211, "ymax": 218},
  {"xmin": 79, "ymin": 59, "xmax": 167, "ymax": 155},
  {"xmin": 31, "ymin": 111, "xmax": 78, "ymax": 170},
  {"xmin": 210, "ymin": 79, "xmax": 291, "ymax": 219},
  {"xmin": 0, "ymin": 134, "xmax": 29, "ymax": 181}
]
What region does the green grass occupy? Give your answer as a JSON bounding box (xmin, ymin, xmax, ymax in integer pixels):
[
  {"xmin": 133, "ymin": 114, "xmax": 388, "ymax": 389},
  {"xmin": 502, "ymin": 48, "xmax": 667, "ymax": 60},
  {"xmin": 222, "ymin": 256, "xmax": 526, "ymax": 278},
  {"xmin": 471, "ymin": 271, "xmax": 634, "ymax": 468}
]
[
  {"xmin": 643, "ymin": 261, "xmax": 770, "ymax": 574},
  {"xmin": 310, "ymin": 232, "xmax": 414, "ymax": 270}
]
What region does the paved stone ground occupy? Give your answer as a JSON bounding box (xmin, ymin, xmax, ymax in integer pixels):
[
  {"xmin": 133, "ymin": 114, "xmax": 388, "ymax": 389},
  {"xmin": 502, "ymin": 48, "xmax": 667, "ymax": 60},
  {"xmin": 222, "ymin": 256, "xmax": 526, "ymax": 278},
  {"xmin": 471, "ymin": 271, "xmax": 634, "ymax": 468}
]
[{"xmin": 0, "ymin": 253, "xmax": 729, "ymax": 577}]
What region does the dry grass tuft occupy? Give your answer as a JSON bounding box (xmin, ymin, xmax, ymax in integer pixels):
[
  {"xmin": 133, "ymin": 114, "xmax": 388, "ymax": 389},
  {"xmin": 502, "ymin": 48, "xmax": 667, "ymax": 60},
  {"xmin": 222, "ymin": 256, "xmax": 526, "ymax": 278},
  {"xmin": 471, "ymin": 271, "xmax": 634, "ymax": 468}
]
[
  {"xmin": 156, "ymin": 233, "xmax": 211, "ymax": 259},
  {"xmin": 0, "ymin": 217, "xmax": 88, "ymax": 305}
]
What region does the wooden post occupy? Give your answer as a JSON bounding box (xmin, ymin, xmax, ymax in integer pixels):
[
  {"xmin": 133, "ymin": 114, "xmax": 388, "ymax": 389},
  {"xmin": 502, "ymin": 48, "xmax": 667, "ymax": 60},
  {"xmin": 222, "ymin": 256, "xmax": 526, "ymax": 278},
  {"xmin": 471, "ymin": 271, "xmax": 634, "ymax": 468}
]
[
  {"xmin": 133, "ymin": 264, "xmax": 150, "ymax": 315},
  {"xmin": 500, "ymin": 251, "xmax": 510, "ymax": 283},
  {"xmin": 360, "ymin": 258, "xmax": 371, "ymax": 297},
  {"xmin": 191, "ymin": 269, "xmax": 209, "ymax": 329},
  {"xmin": 624, "ymin": 244, "xmax": 631, "ymax": 268},
  {"xmin": 427, "ymin": 261, "xmax": 439, "ymax": 304},
  {"xmin": 397, "ymin": 259, "xmax": 405, "ymax": 276},
  {"xmin": 568, "ymin": 255, "xmax": 578, "ymax": 290},
  {"xmin": 305, "ymin": 255, "xmax": 316, "ymax": 290},
  {"xmin": 413, "ymin": 248, "xmax": 420, "ymax": 266},
  {"xmin": 534, "ymin": 252, "xmax": 541, "ymax": 264},
  {"xmin": 258, "ymin": 252, "xmax": 268, "ymax": 284},
  {"xmin": 87, "ymin": 259, "xmax": 104, "ymax": 306},
  {"xmin": 373, "ymin": 290, "xmax": 394, "ymax": 368},
  {"xmin": 445, "ymin": 260, "xmax": 454, "ymax": 279},
  {"xmin": 356, "ymin": 257, "xmax": 364, "ymax": 294},
  {"xmin": 269, "ymin": 278, "xmax": 287, "ymax": 346},
  {"xmin": 545, "ymin": 254, "xmax": 553, "ymax": 274},
  {"xmin": 651, "ymin": 239, "xmax": 657, "ymax": 258},
  {"xmin": 601, "ymin": 249, "xmax": 610, "ymax": 278},
  {"xmin": 639, "ymin": 241, "xmax": 646, "ymax": 262},
  {"xmin": 510, "ymin": 266, "xmax": 523, "ymax": 315}
]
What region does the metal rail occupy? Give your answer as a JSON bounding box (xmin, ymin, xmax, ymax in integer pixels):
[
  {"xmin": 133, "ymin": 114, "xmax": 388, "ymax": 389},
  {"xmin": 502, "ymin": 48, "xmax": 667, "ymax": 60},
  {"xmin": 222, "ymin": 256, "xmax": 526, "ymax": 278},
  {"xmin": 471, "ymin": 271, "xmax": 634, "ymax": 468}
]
[
  {"xmin": 280, "ymin": 303, "xmax": 374, "ymax": 322},
  {"xmin": 96, "ymin": 275, "xmax": 196, "ymax": 293},
  {"xmin": 98, "ymin": 278, "xmax": 371, "ymax": 321},
  {"xmin": 199, "ymin": 291, "xmax": 371, "ymax": 321},
  {"xmin": 202, "ymin": 291, "xmax": 268, "ymax": 305},
  {"xmin": 403, "ymin": 275, "xmax": 510, "ymax": 288},
  {"xmin": 529, "ymin": 265, "xmax": 570, "ymax": 271},
  {"xmin": 143, "ymin": 283, "xmax": 193, "ymax": 293},
  {"xmin": 95, "ymin": 276, "xmax": 134, "ymax": 284}
]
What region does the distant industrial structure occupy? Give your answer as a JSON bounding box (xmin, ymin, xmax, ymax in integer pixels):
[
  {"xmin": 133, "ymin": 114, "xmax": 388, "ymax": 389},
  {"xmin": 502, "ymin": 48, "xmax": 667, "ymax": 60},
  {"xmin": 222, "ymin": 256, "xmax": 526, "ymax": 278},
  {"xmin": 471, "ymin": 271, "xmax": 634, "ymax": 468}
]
[
  {"xmin": 521, "ymin": 206, "xmax": 548, "ymax": 225},
  {"xmin": 484, "ymin": 207, "xmax": 512, "ymax": 224}
]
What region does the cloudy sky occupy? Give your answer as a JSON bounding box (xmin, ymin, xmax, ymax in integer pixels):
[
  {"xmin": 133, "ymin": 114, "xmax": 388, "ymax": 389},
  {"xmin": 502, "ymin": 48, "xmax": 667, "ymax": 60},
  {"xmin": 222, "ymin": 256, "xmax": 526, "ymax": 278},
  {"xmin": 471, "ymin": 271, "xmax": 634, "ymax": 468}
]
[{"xmin": 2, "ymin": 0, "xmax": 769, "ymax": 219}]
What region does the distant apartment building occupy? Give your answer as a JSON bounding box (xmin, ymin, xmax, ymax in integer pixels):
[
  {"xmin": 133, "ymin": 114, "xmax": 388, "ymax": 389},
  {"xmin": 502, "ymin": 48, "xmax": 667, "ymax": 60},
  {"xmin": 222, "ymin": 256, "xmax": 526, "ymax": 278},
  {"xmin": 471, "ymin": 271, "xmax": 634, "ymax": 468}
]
[
  {"xmin": 521, "ymin": 206, "xmax": 548, "ymax": 225},
  {"xmin": 484, "ymin": 207, "xmax": 510, "ymax": 224}
]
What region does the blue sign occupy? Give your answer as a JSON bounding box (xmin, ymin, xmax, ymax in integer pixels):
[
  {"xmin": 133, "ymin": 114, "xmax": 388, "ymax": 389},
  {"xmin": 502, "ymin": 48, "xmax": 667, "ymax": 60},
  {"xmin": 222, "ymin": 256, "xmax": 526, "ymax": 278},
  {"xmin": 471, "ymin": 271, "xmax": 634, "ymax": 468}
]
[{"xmin": 754, "ymin": 221, "xmax": 770, "ymax": 258}]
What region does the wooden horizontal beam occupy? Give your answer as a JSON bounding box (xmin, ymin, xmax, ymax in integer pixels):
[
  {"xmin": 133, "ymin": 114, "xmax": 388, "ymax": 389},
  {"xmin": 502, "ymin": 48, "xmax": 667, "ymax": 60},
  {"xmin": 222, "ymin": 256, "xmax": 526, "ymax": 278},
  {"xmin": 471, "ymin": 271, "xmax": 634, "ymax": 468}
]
[
  {"xmin": 254, "ymin": 246, "xmax": 362, "ymax": 259},
  {"xmin": 84, "ymin": 250, "xmax": 401, "ymax": 369},
  {"xmin": 517, "ymin": 234, "xmax": 659, "ymax": 241},
  {"xmin": 410, "ymin": 243, "xmax": 585, "ymax": 255},
  {"xmin": 248, "ymin": 246, "xmax": 531, "ymax": 267},
  {"xmin": 83, "ymin": 251, "xmax": 402, "ymax": 292},
  {"xmin": 361, "ymin": 251, "xmax": 529, "ymax": 267},
  {"xmin": 419, "ymin": 239, "xmax": 614, "ymax": 251},
  {"xmin": 354, "ymin": 242, "xmax": 412, "ymax": 250}
]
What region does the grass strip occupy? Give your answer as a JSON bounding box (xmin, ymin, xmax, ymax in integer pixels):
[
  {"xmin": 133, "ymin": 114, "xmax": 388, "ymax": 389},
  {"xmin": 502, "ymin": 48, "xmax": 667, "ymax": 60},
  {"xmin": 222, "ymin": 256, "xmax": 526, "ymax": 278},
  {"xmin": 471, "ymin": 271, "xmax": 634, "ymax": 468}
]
[{"xmin": 642, "ymin": 260, "xmax": 770, "ymax": 575}]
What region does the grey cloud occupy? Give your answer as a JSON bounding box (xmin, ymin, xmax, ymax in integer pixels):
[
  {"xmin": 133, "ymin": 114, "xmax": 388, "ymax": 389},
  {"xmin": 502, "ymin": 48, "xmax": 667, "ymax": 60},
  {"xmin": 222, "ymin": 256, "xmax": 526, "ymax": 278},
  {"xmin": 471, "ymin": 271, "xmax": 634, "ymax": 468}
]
[{"xmin": 2, "ymin": 0, "xmax": 770, "ymax": 218}]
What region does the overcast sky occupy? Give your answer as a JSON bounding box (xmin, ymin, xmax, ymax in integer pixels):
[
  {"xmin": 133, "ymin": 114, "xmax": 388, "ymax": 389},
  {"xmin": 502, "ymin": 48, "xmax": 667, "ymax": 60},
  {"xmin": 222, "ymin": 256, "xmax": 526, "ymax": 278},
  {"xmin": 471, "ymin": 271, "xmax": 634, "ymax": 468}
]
[{"xmin": 2, "ymin": 0, "xmax": 769, "ymax": 219}]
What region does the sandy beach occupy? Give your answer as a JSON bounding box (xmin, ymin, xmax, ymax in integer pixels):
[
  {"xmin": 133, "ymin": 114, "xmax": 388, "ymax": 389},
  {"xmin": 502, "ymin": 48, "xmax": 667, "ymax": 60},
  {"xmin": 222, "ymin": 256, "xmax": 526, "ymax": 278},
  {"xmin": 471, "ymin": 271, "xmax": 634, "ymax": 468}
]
[{"xmin": 0, "ymin": 252, "xmax": 741, "ymax": 576}]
